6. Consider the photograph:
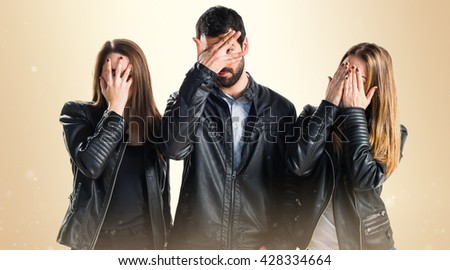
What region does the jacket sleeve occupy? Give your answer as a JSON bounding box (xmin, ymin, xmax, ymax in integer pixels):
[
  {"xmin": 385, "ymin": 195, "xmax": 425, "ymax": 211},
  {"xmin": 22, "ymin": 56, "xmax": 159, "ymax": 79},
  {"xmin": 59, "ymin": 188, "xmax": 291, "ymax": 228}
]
[
  {"xmin": 60, "ymin": 102, "xmax": 126, "ymax": 179},
  {"xmin": 286, "ymin": 100, "xmax": 339, "ymax": 176},
  {"xmin": 341, "ymin": 107, "xmax": 408, "ymax": 190},
  {"xmin": 159, "ymin": 63, "xmax": 216, "ymax": 160},
  {"xmin": 270, "ymin": 100, "xmax": 338, "ymax": 249}
]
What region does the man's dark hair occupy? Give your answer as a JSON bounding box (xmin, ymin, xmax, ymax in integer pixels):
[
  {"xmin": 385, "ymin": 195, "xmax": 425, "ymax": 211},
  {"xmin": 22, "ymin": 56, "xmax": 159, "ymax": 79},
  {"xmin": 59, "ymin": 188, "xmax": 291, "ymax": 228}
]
[{"xmin": 195, "ymin": 5, "xmax": 246, "ymax": 46}]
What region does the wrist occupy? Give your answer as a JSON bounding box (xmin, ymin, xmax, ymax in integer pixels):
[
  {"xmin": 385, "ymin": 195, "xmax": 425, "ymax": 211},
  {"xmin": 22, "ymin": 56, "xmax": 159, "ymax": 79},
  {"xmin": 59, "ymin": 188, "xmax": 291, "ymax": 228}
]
[
  {"xmin": 107, "ymin": 102, "xmax": 125, "ymax": 116},
  {"xmin": 325, "ymin": 97, "xmax": 340, "ymax": 107},
  {"xmin": 321, "ymin": 99, "xmax": 339, "ymax": 108}
]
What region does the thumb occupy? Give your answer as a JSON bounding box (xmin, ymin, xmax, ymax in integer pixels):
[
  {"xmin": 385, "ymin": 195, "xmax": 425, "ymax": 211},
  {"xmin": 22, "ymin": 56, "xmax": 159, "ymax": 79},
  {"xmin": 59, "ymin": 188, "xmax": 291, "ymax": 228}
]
[
  {"xmin": 366, "ymin": 86, "xmax": 377, "ymax": 103},
  {"xmin": 127, "ymin": 77, "xmax": 133, "ymax": 88},
  {"xmin": 192, "ymin": 37, "xmax": 203, "ymax": 56},
  {"xmin": 99, "ymin": 77, "xmax": 106, "ymax": 92}
]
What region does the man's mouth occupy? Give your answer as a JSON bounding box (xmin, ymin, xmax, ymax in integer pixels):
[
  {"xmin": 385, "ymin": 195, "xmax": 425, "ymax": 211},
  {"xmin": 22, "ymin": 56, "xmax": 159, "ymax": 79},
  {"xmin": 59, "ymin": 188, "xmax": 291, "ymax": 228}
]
[{"xmin": 218, "ymin": 68, "xmax": 233, "ymax": 77}]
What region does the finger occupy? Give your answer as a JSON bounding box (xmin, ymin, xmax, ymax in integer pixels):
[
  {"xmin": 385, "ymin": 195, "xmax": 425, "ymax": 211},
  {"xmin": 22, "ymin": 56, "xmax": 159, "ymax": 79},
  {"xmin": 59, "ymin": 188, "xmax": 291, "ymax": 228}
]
[
  {"xmin": 222, "ymin": 30, "xmax": 238, "ymax": 44},
  {"xmin": 226, "ymin": 56, "xmax": 243, "ymax": 65},
  {"xmin": 344, "ymin": 73, "xmax": 350, "ymax": 96},
  {"xmin": 218, "ymin": 30, "xmax": 240, "ymax": 50},
  {"xmin": 192, "ymin": 37, "xmax": 203, "ymax": 56},
  {"xmin": 126, "ymin": 77, "xmax": 133, "ymax": 90},
  {"xmin": 115, "ymin": 57, "xmax": 124, "ymax": 81},
  {"xmin": 333, "ymin": 62, "xmax": 348, "ymax": 82},
  {"xmin": 333, "ymin": 72, "xmax": 346, "ymax": 103},
  {"xmin": 348, "ymin": 68, "xmax": 354, "ymax": 94},
  {"xmin": 328, "ymin": 76, "xmax": 333, "ymax": 84},
  {"xmin": 331, "ymin": 66, "xmax": 340, "ymax": 79},
  {"xmin": 221, "ymin": 51, "xmax": 245, "ymax": 65},
  {"xmin": 226, "ymin": 52, "xmax": 246, "ymax": 65},
  {"xmin": 103, "ymin": 58, "xmax": 113, "ymax": 84},
  {"xmin": 122, "ymin": 64, "xmax": 132, "ymax": 84},
  {"xmin": 356, "ymin": 67, "xmax": 365, "ymax": 94},
  {"xmin": 338, "ymin": 61, "xmax": 348, "ymax": 69},
  {"xmin": 99, "ymin": 77, "xmax": 106, "ymax": 92},
  {"xmin": 366, "ymin": 86, "xmax": 377, "ymax": 103},
  {"xmin": 230, "ymin": 30, "xmax": 242, "ymax": 43},
  {"xmin": 338, "ymin": 74, "xmax": 346, "ymax": 91},
  {"xmin": 339, "ymin": 62, "xmax": 349, "ymax": 77},
  {"xmin": 229, "ymin": 49, "xmax": 247, "ymax": 59},
  {"xmin": 207, "ymin": 30, "xmax": 236, "ymax": 53},
  {"xmin": 352, "ymin": 67, "xmax": 358, "ymax": 93}
]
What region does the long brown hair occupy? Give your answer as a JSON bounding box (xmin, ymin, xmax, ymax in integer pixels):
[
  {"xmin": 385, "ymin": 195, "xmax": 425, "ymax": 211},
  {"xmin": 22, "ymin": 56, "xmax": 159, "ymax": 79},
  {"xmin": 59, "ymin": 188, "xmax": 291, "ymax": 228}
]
[
  {"xmin": 92, "ymin": 39, "xmax": 161, "ymax": 143},
  {"xmin": 337, "ymin": 43, "xmax": 401, "ymax": 177}
]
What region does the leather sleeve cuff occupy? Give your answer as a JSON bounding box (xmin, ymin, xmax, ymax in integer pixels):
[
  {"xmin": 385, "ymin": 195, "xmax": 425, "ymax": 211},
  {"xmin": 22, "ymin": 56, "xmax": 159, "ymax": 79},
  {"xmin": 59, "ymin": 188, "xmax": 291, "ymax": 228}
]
[
  {"xmin": 340, "ymin": 107, "xmax": 370, "ymax": 146},
  {"xmin": 97, "ymin": 110, "xmax": 127, "ymax": 143},
  {"xmin": 193, "ymin": 62, "xmax": 217, "ymax": 82},
  {"xmin": 306, "ymin": 100, "xmax": 339, "ymax": 141},
  {"xmin": 179, "ymin": 63, "xmax": 217, "ymax": 106}
]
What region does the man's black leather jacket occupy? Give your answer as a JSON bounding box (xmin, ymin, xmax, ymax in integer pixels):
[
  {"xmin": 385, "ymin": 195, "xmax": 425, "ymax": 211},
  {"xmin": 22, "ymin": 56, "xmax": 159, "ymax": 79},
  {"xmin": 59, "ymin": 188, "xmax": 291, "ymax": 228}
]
[
  {"xmin": 160, "ymin": 63, "xmax": 296, "ymax": 249},
  {"xmin": 280, "ymin": 100, "xmax": 407, "ymax": 249},
  {"xmin": 57, "ymin": 102, "xmax": 171, "ymax": 249}
]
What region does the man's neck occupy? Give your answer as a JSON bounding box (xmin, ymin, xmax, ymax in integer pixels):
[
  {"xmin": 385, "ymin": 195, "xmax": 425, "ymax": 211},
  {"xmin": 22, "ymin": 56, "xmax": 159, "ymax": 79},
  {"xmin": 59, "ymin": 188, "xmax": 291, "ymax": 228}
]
[{"xmin": 221, "ymin": 72, "xmax": 249, "ymax": 99}]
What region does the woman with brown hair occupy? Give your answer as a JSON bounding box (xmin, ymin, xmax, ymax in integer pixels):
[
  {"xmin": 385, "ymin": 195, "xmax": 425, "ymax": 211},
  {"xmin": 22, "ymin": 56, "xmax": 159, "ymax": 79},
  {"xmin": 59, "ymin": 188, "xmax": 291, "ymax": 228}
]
[
  {"xmin": 281, "ymin": 42, "xmax": 407, "ymax": 249},
  {"xmin": 57, "ymin": 39, "xmax": 171, "ymax": 249}
]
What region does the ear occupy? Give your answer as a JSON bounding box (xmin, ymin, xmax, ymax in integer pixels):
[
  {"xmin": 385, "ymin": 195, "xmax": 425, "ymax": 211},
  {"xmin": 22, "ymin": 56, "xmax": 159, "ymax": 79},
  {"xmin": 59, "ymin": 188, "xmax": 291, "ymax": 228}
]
[{"xmin": 241, "ymin": 36, "xmax": 249, "ymax": 54}]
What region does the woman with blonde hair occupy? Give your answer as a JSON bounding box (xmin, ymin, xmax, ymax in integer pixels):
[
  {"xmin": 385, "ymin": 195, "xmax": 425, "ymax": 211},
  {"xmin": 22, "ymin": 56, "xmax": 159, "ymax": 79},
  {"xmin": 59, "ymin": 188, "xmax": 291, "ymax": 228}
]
[
  {"xmin": 281, "ymin": 42, "xmax": 407, "ymax": 249},
  {"xmin": 57, "ymin": 39, "xmax": 171, "ymax": 249}
]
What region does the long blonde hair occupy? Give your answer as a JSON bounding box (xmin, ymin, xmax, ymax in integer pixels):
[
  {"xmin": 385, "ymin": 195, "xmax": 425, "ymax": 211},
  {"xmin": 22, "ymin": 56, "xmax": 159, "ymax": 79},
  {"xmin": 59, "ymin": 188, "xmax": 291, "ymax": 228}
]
[
  {"xmin": 91, "ymin": 39, "xmax": 161, "ymax": 143},
  {"xmin": 338, "ymin": 43, "xmax": 401, "ymax": 177}
]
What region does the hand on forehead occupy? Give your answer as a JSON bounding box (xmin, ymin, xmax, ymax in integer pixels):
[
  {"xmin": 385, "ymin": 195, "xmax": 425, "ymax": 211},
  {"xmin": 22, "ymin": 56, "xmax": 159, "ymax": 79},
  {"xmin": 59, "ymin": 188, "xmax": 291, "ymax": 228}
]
[{"xmin": 201, "ymin": 29, "xmax": 238, "ymax": 49}]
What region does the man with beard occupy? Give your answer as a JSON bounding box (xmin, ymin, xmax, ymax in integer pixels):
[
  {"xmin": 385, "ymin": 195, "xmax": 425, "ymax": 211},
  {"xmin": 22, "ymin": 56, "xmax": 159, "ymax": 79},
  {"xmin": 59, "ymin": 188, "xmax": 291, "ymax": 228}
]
[{"xmin": 160, "ymin": 6, "xmax": 296, "ymax": 249}]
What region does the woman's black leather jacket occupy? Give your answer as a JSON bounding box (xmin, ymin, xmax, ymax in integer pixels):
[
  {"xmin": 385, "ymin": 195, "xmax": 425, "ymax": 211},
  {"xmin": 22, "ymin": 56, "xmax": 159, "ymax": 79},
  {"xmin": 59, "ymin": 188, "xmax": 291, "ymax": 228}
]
[
  {"xmin": 56, "ymin": 102, "xmax": 171, "ymax": 249},
  {"xmin": 280, "ymin": 100, "xmax": 407, "ymax": 249}
]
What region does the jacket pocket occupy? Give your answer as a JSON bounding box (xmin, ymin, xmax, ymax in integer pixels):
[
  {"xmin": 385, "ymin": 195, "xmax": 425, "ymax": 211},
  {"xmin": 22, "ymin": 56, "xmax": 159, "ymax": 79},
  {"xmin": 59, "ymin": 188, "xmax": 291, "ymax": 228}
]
[{"xmin": 363, "ymin": 210, "xmax": 390, "ymax": 236}]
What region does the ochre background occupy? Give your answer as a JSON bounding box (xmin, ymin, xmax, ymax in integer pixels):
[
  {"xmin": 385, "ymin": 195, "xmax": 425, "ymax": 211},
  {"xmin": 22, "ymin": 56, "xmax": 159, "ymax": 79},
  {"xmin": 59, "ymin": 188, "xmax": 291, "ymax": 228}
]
[{"xmin": 1, "ymin": 0, "xmax": 449, "ymax": 249}]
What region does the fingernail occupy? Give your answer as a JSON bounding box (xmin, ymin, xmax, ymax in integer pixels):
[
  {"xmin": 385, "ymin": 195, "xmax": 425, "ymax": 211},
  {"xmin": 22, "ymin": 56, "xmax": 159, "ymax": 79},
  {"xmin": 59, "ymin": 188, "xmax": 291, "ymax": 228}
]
[
  {"xmin": 356, "ymin": 67, "xmax": 359, "ymax": 72},
  {"xmin": 107, "ymin": 58, "xmax": 110, "ymax": 62},
  {"xmin": 119, "ymin": 56, "xmax": 123, "ymax": 60},
  {"xmin": 345, "ymin": 75, "xmax": 349, "ymax": 79}
]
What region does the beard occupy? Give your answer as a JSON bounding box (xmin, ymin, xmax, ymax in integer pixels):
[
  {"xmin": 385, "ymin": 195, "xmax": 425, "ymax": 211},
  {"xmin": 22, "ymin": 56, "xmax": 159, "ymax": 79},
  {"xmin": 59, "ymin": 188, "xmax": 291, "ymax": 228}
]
[{"xmin": 216, "ymin": 58, "xmax": 245, "ymax": 88}]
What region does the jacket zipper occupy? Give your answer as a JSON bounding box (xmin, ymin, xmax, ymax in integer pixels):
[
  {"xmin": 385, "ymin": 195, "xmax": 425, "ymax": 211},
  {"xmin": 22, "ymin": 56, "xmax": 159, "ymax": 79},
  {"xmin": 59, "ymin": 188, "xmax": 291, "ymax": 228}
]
[
  {"xmin": 363, "ymin": 210, "xmax": 386, "ymax": 223},
  {"xmin": 151, "ymin": 155, "xmax": 169, "ymax": 249},
  {"xmin": 364, "ymin": 219, "xmax": 389, "ymax": 235},
  {"xmin": 90, "ymin": 143, "xmax": 127, "ymax": 249},
  {"xmin": 227, "ymin": 171, "xmax": 237, "ymax": 249},
  {"xmin": 355, "ymin": 195, "xmax": 363, "ymax": 248},
  {"xmin": 224, "ymin": 97, "xmax": 236, "ymax": 250}
]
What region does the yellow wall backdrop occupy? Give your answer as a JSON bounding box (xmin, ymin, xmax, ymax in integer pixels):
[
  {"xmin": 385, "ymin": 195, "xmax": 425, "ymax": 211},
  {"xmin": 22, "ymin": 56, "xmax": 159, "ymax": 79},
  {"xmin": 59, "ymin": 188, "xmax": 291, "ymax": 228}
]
[{"xmin": 0, "ymin": 0, "xmax": 449, "ymax": 249}]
